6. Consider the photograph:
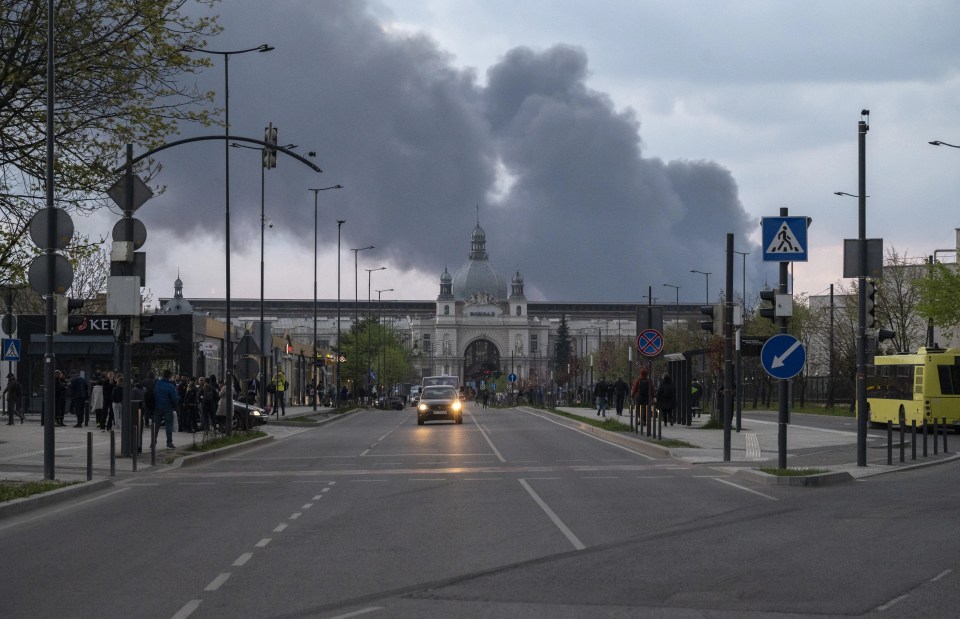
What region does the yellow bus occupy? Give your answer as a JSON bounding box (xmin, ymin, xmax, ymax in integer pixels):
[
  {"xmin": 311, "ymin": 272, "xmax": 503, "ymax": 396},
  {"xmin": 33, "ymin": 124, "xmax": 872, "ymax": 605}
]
[{"xmin": 865, "ymin": 347, "xmax": 960, "ymax": 428}]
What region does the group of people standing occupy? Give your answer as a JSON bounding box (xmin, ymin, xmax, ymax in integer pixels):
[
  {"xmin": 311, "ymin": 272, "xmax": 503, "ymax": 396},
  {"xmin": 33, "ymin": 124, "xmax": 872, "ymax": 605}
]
[{"xmin": 591, "ymin": 371, "xmax": 678, "ymax": 426}]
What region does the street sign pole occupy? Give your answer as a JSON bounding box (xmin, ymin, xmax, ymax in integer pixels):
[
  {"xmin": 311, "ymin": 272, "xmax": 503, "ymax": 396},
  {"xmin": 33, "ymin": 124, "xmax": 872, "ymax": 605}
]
[
  {"xmin": 723, "ymin": 234, "xmax": 734, "ymax": 462},
  {"xmin": 777, "ymin": 207, "xmax": 790, "ymax": 469}
]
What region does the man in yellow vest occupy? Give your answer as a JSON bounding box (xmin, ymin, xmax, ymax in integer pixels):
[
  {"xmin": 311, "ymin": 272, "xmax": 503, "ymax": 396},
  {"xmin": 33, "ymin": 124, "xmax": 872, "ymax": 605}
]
[{"xmin": 272, "ymin": 369, "xmax": 287, "ymax": 416}]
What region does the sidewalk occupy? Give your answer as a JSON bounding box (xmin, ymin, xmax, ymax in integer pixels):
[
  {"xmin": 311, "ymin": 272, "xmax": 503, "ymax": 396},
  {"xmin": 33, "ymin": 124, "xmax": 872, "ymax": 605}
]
[
  {"xmin": 0, "ymin": 404, "xmax": 335, "ymax": 483},
  {"xmin": 554, "ymin": 406, "xmax": 960, "ymax": 481}
]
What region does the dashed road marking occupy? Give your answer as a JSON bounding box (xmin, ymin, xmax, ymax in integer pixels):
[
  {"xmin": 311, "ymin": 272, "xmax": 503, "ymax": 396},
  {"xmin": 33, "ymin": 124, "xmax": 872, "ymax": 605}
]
[
  {"xmin": 273, "ymin": 523, "xmax": 287, "ymax": 532},
  {"xmin": 204, "ymin": 573, "xmax": 230, "ymax": 591},
  {"xmin": 255, "ymin": 538, "xmax": 271, "ymax": 547},
  {"xmin": 233, "ymin": 553, "xmax": 253, "ymax": 566}
]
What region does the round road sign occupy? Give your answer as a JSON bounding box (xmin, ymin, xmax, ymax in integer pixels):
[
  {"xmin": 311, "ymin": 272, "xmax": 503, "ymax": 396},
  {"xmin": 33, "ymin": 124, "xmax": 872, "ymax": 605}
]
[{"xmin": 636, "ymin": 328, "xmax": 664, "ymax": 358}]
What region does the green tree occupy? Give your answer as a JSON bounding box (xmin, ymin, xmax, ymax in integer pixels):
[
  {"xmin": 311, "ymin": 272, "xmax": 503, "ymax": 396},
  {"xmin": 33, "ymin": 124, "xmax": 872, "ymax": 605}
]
[
  {"xmin": 916, "ymin": 261, "xmax": 960, "ymax": 341},
  {"xmin": 1, "ymin": 0, "xmax": 220, "ymax": 285},
  {"xmin": 553, "ymin": 314, "xmax": 572, "ymax": 384}
]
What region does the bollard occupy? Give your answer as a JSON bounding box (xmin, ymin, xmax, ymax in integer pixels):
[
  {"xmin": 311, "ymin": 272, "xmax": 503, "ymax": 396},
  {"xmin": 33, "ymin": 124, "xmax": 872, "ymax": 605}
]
[
  {"xmin": 109, "ymin": 430, "xmax": 116, "ymax": 477},
  {"xmin": 87, "ymin": 432, "xmax": 93, "ymax": 481},
  {"xmin": 657, "ymin": 407, "xmax": 662, "ymax": 440},
  {"xmin": 934, "ymin": 417, "xmax": 939, "ymax": 455},
  {"xmin": 911, "ymin": 420, "xmax": 917, "ymax": 461},
  {"xmin": 899, "ymin": 412, "xmax": 905, "ymax": 463},
  {"xmin": 887, "ymin": 421, "xmax": 893, "ymax": 465},
  {"xmin": 943, "ymin": 418, "xmax": 948, "ymax": 453},
  {"xmin": 923, "ymin": 418, "xmax": 928, "ymax": 457},
  {"xmin": 151, "ymin": 422, "xmax": 157, "ymax": 467},
  {"xmin": 132, "ymin": 410, "xmax": 138, "ymax": 472}
]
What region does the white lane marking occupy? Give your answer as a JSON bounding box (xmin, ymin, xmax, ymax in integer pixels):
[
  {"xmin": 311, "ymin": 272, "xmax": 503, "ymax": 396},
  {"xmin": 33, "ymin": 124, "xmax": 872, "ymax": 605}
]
[
  {"xmin": 876, "ymin": 594, "xmax": 908, "ymax": 611},
  {"xmin": 712, "ymin": 477, "xmax": 778, "ymax": 501},
  {"xmin": 303, "ymin": 503, "xmax": 314, "ymax": 509},
  {"xmin": 350, "ymin": 479, "xmax": 388, "ymax": 482},
  {"xmin": 518, "ymin": 408, "xmax": 656, "ymax": 460},
  {"xmin": 408, "ymin": 478, "xmax": 447, "ymax": 481},
  {"xmin": 581, "ymin": 476, "xmax": 619, "ymax": 479},
  {"xmin": 273, "ymin": 523, "xmax": 287, "ymax": 532},
  {"xmin": 312, "ymin": 495, "xmax": 323, "ymax": 500},
  {"xmin": 328, "ymin": 607, "xmax": 384, "ymax": 618},
  {"xmin": 470, "ymin": 411, "xmax": 506, "ymax": 463},
  {"xmin": 321, "ymin": 487, "xmax": 331, "ymax": 492},
  {"xmin": 519, "ymin": 478, "xmax": 586, "ymax": 551},
  {"xmin": 233, "ymin": 552, "xmax": 253, "ymax": 566},
  {"xmin": 290, "ymin": 512, "xmax": 302, "ymax": 519},
  {"xmin": 204, "ymin": 573, "xmax": 230, "ymax": 591},
  {"xmin": 255, "ymin": 538, "xmax": 271, "ymax": 547},
  {"xmin": 743, "ymin": 418, "xmax": 858, "ymax": 437},
  {"xmin": 170, "ymin": 599, "xmax": 202, "ymax": 619},
  {"xmin": 359, "ymin": 449, "xmax": 370, "ymax": 456},
  {"xmin": 238, "ymin": 481, "xmax": 272, "ymax": 484},
  {"xmin": 179, "ymin": 482, "xmax": 216, "ymax": 485},
  {"xmin": 463, "ymin": 477, "xmax": 502, "ymax": 481},
  {"xmin": 931, "ymin": 569, "xmax": 952, "ymax": 582}
]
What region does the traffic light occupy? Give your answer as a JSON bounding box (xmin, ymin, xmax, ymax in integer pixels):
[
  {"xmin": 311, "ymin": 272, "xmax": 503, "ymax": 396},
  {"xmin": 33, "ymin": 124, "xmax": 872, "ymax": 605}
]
[
  {"xmin": 132, "ymin": 315, "xmax": 154, "ymax": 343},
  {"xmin": 699, "ymin": 305, "xmax": 717, "ymax": 334},
  {"xmin": 263, "ymin": 123, "xmax": 277, "ymax": 169},
  {"xmin": 759, "ymin": 289, "xmax": 776, "ymax": 324},
  {"xmin": 54, "ymin": 294, "xmax": 85, "ymax": 333},
  {"xmin": 865, "ymin": 279, "xmax": 877, "ymax": 329}
]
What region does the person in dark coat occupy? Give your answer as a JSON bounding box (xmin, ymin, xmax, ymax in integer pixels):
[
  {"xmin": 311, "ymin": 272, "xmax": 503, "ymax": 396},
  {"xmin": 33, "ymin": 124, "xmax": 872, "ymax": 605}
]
[
  {"xmin": 593, "ymin": 378, "xmax": 608, "ymax": 417},
  {"xmin": 153, "ymin": 369, "xmax": 180, "ymax": 449},
  {"xmin": 632, "ymin": 369, "xmax": 652, "ymax": 431},
  {"xmin": 655, "ymin": 373, "xmax": 677, "ymax": 426},
  {"xmin": 613, "ymin": 377, "xmax": 628, "ymax": 416}
]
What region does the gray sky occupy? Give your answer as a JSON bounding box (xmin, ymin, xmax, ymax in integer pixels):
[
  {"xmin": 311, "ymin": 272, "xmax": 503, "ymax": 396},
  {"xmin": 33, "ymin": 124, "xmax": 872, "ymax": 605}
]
[{"xmin": 96, "ymin": 0, "xmax": 960, "ymax": 306}]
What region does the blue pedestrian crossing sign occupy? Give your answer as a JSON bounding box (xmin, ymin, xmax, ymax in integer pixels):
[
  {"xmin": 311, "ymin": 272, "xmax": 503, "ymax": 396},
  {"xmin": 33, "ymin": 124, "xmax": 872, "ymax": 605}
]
[
  {"xmin": 762, "ymin": 216, "xmax": 808, "ymax": 262},
  {"xmin": 760, "ymin": 334, "xmax": 806, "ymax": 380},
  {"xmin": 1, "ymin": 338, "xmax": 20, "ymax": 361}
]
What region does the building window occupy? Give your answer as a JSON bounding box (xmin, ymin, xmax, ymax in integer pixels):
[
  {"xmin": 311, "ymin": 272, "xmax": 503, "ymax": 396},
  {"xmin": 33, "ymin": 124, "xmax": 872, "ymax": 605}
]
[
  {"xmin": 516, "ymin": 305, "xmax": 522, "ymax": 316},
  {"xmin": 444, "ymin": 305, "xmax": 450, "ymax": 315},
  {"xmin": 423, "ymin": 334, "xmax": 432, "ymax": 353},
  {"xmin": 530, "ymin": 334, "xmax": 538, "ymax": 353},
  {"xmin": 318, "ymin": 339, "xmax": 330, "ymax": 349}
]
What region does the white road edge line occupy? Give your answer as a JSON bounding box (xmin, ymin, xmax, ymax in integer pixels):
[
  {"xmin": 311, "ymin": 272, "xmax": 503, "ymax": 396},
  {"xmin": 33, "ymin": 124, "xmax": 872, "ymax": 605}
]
[
  {"xmin": 328, "ymin": 607, "xmax": 384, "ymax": 619},
  {"xmin": 0, "ymin": 487, "xmax": 130, "ymax": 534},
  {"xmin": 170, "ymin": 599, "xmax": 202, "ymax": 619},
  {"xmin": 274, "ymin": 523, "xmax": 287, "ymax": 532},
  {"xmin": 931, "ymin": 569, "xmax": 952, "ymax": 582},
  {"xmin": 469, "ymin": 411, "xmax": 506, "ymax": 462},
  {"xmin": 519, "ymin": 478, "xmax": 586, "ymax": 551},
  {"xmin": 518, "ymin": 407, "xmax": 656, "ymax": 460},
  {"xmin": 712, "ymin": 477, "xmax": 778, "ymax": 501},
  {"xmin": 204, "ymin": 573, "xmax": 230, "ymax": 591},
  {"xmin": 876, "ymin": 593, "xmax": 909, "ymax": 611}
]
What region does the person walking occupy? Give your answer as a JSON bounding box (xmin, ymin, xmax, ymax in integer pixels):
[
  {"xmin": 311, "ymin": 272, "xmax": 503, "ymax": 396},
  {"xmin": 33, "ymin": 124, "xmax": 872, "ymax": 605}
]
[
  {"xmin": 613, "ymin": 376, "xmax": 627, "ymax": 416},
  {"xmin": 90, "ymin": 375, "xmax": 105, "ymax": 430},
  {"xmin": 4, "ymin": 373, "xmax": 23, "ymax": 424},
  {"xmin": 655, "ymin": 373, "xmax": 677, "ymax": 426},
  {"xmin": 109, "ymin": 375, "xmax": 125, "ymax": 433},
  {"xmin": 632, "ymin": 369, "xmax": 652, "ymax": 432},
  {"xmin": 152, "ymin": 369, "xmax": 180, "ymax": 450},
  {"xmin": 272, "ymin": 369, "xmax": 287, "ymax": 416},
  {"xmin": 593, "ymin": 377, "xmax": 608, "ymax": 417}
]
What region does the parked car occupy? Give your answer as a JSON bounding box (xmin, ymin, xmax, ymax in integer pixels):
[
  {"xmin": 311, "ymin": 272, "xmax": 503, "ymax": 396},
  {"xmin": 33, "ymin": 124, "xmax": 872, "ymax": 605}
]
[
  {"xmin": 417, "ymin": 385, "xmax": 463, "ymax": 425},
  {"xmin": 408, "ymin": 385, "xmax": 422, "ymax": 408},
  {"xmin": 377, "ymin": 395, "xmax": 404, "ymax": 410}
]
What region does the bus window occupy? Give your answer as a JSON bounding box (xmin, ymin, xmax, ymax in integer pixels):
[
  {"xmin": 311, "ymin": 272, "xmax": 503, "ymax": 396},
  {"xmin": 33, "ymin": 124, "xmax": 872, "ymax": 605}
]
[{"xmin": 937, "ymin": 364, "xmax": 960, "ymax": 395}]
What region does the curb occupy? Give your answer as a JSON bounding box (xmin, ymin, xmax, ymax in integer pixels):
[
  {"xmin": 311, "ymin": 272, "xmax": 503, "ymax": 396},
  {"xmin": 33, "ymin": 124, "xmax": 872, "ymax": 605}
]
[
  {"xmin": 165, "ymin": 434, "xmax": 275, "ymax": 469},
  {"xmin": 735, "ymin": 468, "xmax": 854, "ymax": 486},
  {"xmin": 0, "ymin": 478, "xmax": 114, "ymax": 520}
]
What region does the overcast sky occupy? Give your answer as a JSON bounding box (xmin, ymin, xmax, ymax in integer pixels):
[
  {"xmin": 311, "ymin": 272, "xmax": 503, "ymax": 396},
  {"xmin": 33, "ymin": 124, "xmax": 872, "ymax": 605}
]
[{"xmin": 94, "ymin": 0, "xmax": 960, "ymax": 307}]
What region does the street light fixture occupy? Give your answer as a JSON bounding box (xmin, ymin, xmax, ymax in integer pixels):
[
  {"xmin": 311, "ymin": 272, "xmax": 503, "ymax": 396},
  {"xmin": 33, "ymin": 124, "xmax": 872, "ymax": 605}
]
[
  {"xmin": 929, "ymin": 140, "xmax": 960, "ymax": 148},
  {"xmin": 310, "ymin": 185, "xmax": 344, "ymax": 411},
  {"xmin": 662, "ymin": 284, "xmax": 680, "ymax": 326},
  {"xmin": 182, "ymin": 43, "xmax": 274, "ymax": 433},
  {"xmin": 336, "ymin": 220, "xmax": 345, "ymax": 409},
  {"xmin": 365, "ymin": 267, "xmax": 386, "ymax": 399},
  {"xmin": 690, "ymin": 269, "xmax": 711, "ymax": 303},
  {"xmin": 350, "ymin": 246, "xmax": 374, "ymax": 399}
]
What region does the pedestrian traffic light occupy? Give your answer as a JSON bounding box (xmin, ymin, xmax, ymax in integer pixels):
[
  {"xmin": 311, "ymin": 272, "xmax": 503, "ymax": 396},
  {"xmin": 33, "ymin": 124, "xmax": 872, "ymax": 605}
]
[
  {"xmin": 759, "ymin": 289, "xmax": 776, "ymax": 324},
  {"xmin": 54, "ymin": 294, "xmax": 85, "ymax": 333},
  {"xmin": 865, "ymin": 279, "xmax": 877, "ymax": 329},
  {"xmin": 699, "ymin": 305, "xmax": 716, "ymax": 333},
  {"xmin": 133, "ymin": 315, "xmax": 154, "ymax": 343},
  {"xmin": 263, "ymin": 123, "xmax": 277, "ymax": 169}
]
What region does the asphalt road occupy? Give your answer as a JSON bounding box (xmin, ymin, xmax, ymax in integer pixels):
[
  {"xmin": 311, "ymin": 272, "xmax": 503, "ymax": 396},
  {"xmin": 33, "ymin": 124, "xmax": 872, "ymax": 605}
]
[{"xmin": 2, "ymin": 403, "xmax": 959, "ymax": 618}]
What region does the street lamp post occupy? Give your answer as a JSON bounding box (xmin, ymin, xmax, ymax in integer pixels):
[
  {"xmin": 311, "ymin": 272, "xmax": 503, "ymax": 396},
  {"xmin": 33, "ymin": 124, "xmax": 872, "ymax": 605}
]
[
  {"xmin": 350, "ymin": 246, "xmax": 374, "ymax": 401},
  {"xmin": 365, "ymin": 267, "xmax": 386, "ymax": 400},
  {"xmin": 310, "ymin": 185, "xmax": 344, "ymax": 411},
  {"xmin": 182, "ymin": 43, "xmax": 274, "ymax": 434},
  {"xmin": 377, "ymin": 288, "xmax": 393, "ymax": 397},
  {"xmin": 336, "ymin": 220, "xmax": 345, "ymax": 409},
  {"xmin": 662, "ymin": 284, "xmax": 680, "ymax": 326},
  {"xmin": 690, "ymin": 269, "xmax": 711, "ymax": 304},
  {"xmin": 732, "ymin": 250, "xmax": 749, "ymax": 432}
]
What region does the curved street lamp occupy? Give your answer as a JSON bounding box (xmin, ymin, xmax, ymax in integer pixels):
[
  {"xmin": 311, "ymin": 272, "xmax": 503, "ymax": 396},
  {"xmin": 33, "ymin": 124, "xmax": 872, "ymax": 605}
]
[
  {"xmin": 310, "ymin": 185, "xmax": 344, "ymax": 410},
  {"xmin": 690, "ymin": 269, "xmax": 711, "ymax": 304},
  {"xmin": 365, "ymin": 267, "xmax": 387, "ymax": 399},
  {"xmin": 182, "ymin": 43, "xmax": 274, "ymax": 431},
  {"xmin": 376, "ymin": 288, "xmax": 394, "ymax": 397},
  {"xmin": 929, "ymin": 140, "xmax": 960, "ymax": 149},
  {"xmin": 662, "ymin": 283, "xmax": 680, "ymax": 325},
  {"xmin": 350, "ymin": 246, "xmax": 374, "ymax": 398}
]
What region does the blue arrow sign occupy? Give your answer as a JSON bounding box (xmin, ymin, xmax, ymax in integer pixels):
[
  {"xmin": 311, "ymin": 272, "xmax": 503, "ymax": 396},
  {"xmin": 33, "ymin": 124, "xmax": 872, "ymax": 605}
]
[
  {"xmin": 508, "ymin": 373, "xmax": 517, "ymax": 383},
  {"xmin": 760, "ymin": 334, "xmax": 806, "ymax": 379},
  {"xmin": 1, "ymin": 338, "xmax": 20, "ymax": 361},
  {"xmin": 762, "ymin": 216, "xmax": 808, "ymax": 262}
]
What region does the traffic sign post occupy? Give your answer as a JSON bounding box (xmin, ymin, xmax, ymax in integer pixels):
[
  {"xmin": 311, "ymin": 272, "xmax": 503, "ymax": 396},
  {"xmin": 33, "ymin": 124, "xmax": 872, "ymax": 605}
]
[{"xmin": 1, "ymin": 338, "xmax": 21, "ymax": 361}]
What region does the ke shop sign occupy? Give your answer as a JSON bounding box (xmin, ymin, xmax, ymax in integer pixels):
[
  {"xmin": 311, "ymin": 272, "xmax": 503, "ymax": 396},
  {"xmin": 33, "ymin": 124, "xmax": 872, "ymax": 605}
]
[{"xmin": 65, "ymin": 316, "xmax": 119, "ymax": 335}]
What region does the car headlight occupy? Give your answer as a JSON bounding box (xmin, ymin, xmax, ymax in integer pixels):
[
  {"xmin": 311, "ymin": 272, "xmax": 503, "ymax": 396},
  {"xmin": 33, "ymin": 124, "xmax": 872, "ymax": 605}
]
[
  {"xmin": 418, "ymin": 403, "xmax": 428, "ymax": 412},
  {"xmin": 451, "ymin": 401, "xmax": 461, "ymax": 411}
]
